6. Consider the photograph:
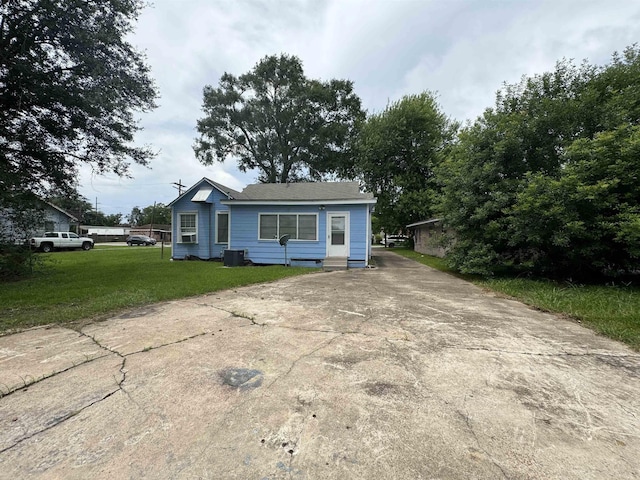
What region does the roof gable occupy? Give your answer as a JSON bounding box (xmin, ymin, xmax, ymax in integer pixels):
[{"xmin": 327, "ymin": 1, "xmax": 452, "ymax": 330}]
[
  {"xmin": 168, "ymin": 178, "xmax": 240, "ymax": 207},
  {"xmin": 42, "ymin": 200, "xmax": 77, "ymax": 221}
]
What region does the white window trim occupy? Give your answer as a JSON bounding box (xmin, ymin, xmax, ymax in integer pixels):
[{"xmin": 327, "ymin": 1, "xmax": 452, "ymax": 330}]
[
  {"xmin": 215, "ymin": 211, "xmax": 229, "ymax": 244},
  {"xmin": 178, "ymin": 212, "xmax": 198, "ymax": 244},
  {"xmin": 258, "ymin": 213, "xmax": 318, "ymax": 241}
]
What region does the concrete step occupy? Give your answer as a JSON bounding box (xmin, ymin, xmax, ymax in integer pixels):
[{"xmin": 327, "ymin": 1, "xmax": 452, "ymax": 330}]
[{"xmin": 323, "ymin": 257, "xmax": 348, "ymax": 270}]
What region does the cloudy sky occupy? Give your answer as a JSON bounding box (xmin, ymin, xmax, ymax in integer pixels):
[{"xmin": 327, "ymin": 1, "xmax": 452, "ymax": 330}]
[{"xmin": 78, "ymin": 0, "xmax": 640, "ymax": 216}]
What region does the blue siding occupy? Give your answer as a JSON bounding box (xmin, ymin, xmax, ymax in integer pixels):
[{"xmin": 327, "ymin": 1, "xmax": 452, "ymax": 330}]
[
  {"xmin": 230, "ymin": 204, "xmax": 324, "ymax": 265},
  {"xmin": 347, "ymin": 204, "xmax": 369, "ymax": 262},
  {"xmin": 229, "ymin": 203, "xmax": 371, "ymax": 266},
  {"xmin": 170, "ymin": 179, "xmax": 374, "ymax": 267},
  {"xmin": 171, "ymin": 181, "xmax": 230, "ymax": 260}
]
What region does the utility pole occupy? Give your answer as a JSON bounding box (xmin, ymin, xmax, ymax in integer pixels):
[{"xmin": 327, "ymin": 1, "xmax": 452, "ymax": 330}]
[
  {"xmin": 172, "ymin": 179, "xmax": 185, "ymax": 196},
  {"xmin": 149, "ymin": 201, "xmax": 156, "ymax": 236}
]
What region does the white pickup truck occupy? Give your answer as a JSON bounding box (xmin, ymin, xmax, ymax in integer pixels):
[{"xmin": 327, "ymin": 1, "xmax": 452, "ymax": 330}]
[{"xmin": 30, "ymin": 232, "xmax": 94, "ymax": 252}]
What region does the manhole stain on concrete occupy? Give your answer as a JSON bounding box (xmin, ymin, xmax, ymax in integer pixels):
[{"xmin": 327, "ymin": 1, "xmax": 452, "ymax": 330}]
[
  {"xmin": 219, "ymin": 367, "xmax": 264, "ymax": 390},
  {"xmin": 363, "ymin": 381, "xmax": 399, "ymax": 397}
]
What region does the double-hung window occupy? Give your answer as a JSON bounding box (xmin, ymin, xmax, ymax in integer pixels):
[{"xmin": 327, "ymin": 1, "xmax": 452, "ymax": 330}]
[
  {"xmin": 259, "ymin": 213, "xmax": 317, "ymax": 241},
  {"xmin": 179, "ymin": 213, "xmax": 197, "ymax": 243},
  {"xmin": 216, "ymin": 212, "xmax": 229, "ymax": 244}
]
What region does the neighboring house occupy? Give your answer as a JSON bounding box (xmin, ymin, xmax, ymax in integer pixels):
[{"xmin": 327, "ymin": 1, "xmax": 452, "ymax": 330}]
[
  {"xmin": 129, "ymin": 224, "xmax": 172, "ymax": 243},
  {"xmin": 406, "ymin": 218, "xmax": 450, "ymax": 258},
  {"xmin": 0, "ymin": 199, "xmax": 77, "ymax": 242},
  {"xmin": 80, "ymin": 225, "xmax": 172, "ymax": 243},
  {"xmin": 169, "ymin": 178, "xmax": 377, "ymax": 268},
  {"xmin": 80, "ymin": 226, "xmax": 131, "ymax": 243}
]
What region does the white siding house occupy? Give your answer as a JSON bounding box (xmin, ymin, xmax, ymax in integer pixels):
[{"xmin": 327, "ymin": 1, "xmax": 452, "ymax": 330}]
[{"xmin": 0, "ymin": 199, "xmax": 77, "ymax": 242}]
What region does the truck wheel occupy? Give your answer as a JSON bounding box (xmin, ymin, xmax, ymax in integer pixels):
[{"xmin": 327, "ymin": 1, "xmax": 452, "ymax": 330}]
[
  {"xmin": 82, "ymin": 242, "xmax": 92, "ymax": 251},
  {"xmin": 41, "ymin": 243, "xmax": 53, "ymax": 253}
]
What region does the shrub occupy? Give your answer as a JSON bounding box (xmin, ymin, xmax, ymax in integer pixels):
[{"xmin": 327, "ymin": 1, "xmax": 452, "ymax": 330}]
[{"xmin": 0, "ymin": 243, "xmax": 41, "ymax": 281}]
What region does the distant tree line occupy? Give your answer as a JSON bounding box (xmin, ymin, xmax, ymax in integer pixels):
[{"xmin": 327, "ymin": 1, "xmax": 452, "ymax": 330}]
[
  {"xmin": 47, "ymin": 192, "xmax": 171, "ymax": 227},
  {"xmin": 127, "ymin": 204, "xmax": 171, "ymax": 226}
]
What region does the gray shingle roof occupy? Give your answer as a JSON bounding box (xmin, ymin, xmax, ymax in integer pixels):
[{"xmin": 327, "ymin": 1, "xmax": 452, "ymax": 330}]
[
  {"xmin": 232, "ymin": 182, "xmax": 374, "ymax": 202},
  {"xmin": 206, "ymin": 179, "xmax": 241, "ymax": 198}
]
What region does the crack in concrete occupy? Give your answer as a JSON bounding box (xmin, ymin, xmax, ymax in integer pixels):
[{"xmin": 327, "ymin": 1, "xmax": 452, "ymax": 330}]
[
  {"xmin": 266, "ymin": 334, "xmax": 342, "ymax": 390},
  {"xmin": 76, "ymin": 329, "xmax": 211, "ymax": 359},
  {"xmin": 207, "ymin": 302, "xmax": 380, "ymax": 340},
  {"xmin": 458, "ymin": 394, "xmax": 510, "ymax": 479},
  {"xmin": 445, "ymin": 345, "xmax": 640, "ymax": 360},
  {"xmin": 0, "ymin": 329, "xmax": 209, "ymax": 455},
  {"xmin": 0, "ymin": 355, "xmax": 127, "ymax": 456},
  {"xmin": 77, "ymin": 330, "xmax": 126, "ymax": 359},
  {"xmin": 250, "ymin": 323, "xmax": 375, "ymax": 338},
  {"xmin": 0, "ymin": 351, "xmax": 110, "ymax": 399},
  {"xmin": 201, "ymin": 304, "xmax": 267, "ymax": 327},
  {"xmin": 603, "ymin": 443, "xmax": 637, "ymax": 469},
  {"xmin": 125, "ymin": 332, "xmax": 209, "ymax": 356}
]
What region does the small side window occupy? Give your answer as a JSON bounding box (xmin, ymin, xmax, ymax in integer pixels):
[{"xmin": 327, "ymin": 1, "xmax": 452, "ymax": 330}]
[
  {"xmin": 178, "ymin": 213, "xmax": 198, "ymax": 243},
  {"xmin": 216, "ymin": 212, "xmax": 229, "ymax": 244}
]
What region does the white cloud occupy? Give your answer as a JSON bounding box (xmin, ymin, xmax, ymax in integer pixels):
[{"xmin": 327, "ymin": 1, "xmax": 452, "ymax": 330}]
[
  {"xmin": 79, "ymin": 0, "xmax": 640, "ymax": 214},
  {"xmin": 394, "ymin": 0, "xmax": 640, "ymax": 122}
]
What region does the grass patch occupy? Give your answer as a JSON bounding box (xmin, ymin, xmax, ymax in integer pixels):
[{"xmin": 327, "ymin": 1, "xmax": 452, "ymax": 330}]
[
  {"xmin": 0, "ymin": 248, "xmax": 310, "ymax": 333},
  {"xmin": 391, "ymin": 248, "xmax": 640, "ymax": 350},
  {"xmin": 93, "ymin": 244, "xmax": 130, "ymax": 249},
  {"xmin": 386, "ymin": 247, "xmax": 456, "ymax": 273}
]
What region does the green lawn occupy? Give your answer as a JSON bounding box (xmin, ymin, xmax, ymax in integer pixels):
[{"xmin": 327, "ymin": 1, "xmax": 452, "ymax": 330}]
[
  {"xmin": 0, "ymin": 248, "xmax": 310, "ymax": 332},
  {"xmin": 392, "ymin": 248, "xmax": 640, "ymax": 351}
]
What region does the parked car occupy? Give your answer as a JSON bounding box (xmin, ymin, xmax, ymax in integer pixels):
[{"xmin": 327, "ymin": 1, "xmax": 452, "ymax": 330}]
[
  {"xmin": 126, "ymin": 235, "xmax": 157, "ymax": 246},
  {"xmin": 29, "ymin": 232, "xmax": 94, "ymax": 252},
  {"xmin": 380, "ymin": 235, "xmax": 409, "ymax": 248}
]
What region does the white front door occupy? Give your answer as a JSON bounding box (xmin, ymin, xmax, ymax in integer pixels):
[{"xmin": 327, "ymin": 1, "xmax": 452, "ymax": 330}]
[{"xmin": 327, "ymin": 212, "xmax": 349, "ymax": 257}]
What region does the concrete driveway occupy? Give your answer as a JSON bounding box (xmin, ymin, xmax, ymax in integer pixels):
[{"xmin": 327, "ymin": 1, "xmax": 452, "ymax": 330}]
[{"xmin": 1, "ymin": 249, "xmax": 639, "ymax": 479}]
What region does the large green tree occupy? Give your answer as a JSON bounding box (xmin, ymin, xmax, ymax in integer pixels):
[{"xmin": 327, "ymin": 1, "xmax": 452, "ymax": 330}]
[
  {"xmin": 439, "ymin": 46, "xmax": 640, "ymax": 278},
  {"xmin": 194, "ymin": 54, "xmax": 364, "ymax": 183},
  {"xmin": 128, "ymin": 203, "xmax": 170, "ymax": 226},
  {"xmin": 510, "ymin": 125, "xmax": 640, "ymax": 278},
  {"xmin": 0, "ymin": 0, "xmax": 157, "ymax": 211},
  {"xmin": 350, "ymin": 93, "xmax": 456, "ymax": 234}
]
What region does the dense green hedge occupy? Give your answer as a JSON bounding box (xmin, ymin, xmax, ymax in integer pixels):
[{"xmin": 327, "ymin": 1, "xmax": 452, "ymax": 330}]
[{"xmin": 438, "ymin": 46, "xmax": 640, "ymax": 280}]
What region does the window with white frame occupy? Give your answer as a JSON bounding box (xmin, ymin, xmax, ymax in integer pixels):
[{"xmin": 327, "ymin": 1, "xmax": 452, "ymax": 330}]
[
  {"xmin": 178, "ymin": 213, "xmax": 197, "ymax": 243},
  {"xmin": 258, "ymin": 213, "xmax": 317, "ymax": 241},
  {"xmin": 216, "ymin": 212, "xmax": 229, "ymax": 243}
]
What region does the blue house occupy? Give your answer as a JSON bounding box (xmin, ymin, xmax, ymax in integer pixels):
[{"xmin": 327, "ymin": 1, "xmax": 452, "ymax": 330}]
[{"xmin": 169, "ymin": 178, "xmax": 376, "ymax": 268}]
